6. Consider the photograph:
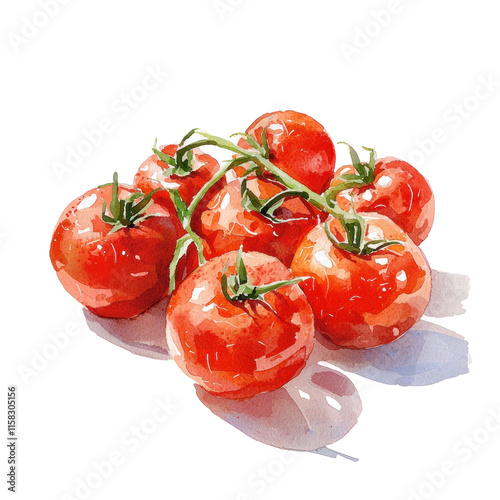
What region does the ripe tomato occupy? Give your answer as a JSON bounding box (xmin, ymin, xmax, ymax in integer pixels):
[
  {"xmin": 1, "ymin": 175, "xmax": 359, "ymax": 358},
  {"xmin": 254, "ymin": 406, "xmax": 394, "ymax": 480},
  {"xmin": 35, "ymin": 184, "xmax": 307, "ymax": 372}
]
[
  {"xmin": 166, "ymin": 251, "xmax": 315, "ymax": 399},
  {"xmin": 291, "ymin": 214, "xmax": 431, "ymax": 349},
  {"xmin": 197, "ymin": 177, "xmax": 323, "ymax": 267},
  {"xmin": 330, "ymin": 157, "xmax": 435, "ymax": 245},
  {"xmin": 50, "ymin": 178, "xmax": 184, "ymax": 318},
  {"xmin": 133, "ymin": 144, "xmax": 223, "ymax": 230},
  {"xmin": 240, "ymin": 110, "xmax": 336, "ymax": 194}
]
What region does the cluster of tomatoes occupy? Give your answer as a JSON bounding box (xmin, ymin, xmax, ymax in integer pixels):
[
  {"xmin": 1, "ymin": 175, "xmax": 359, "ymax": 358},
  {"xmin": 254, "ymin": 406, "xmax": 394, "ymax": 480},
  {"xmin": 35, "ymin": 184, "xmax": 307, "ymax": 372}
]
[{"xmin": 50, "ymin": 110, "xmax": 434, "ymax": 401}]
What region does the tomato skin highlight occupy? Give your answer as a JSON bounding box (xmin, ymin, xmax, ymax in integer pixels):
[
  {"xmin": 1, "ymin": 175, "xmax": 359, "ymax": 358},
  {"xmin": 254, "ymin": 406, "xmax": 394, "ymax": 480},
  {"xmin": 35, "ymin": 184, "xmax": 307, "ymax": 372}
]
[
  {"xmin": 166, "ymin": 252, "xmax": 315, "ymax": 400},
  {"xmin": 133, "ymin": 144, "xmax": 223, "ymax": 231},
  {"xmin": 197, "ymin": 177, "xmax": 322, "ymax": 268},
  {"xmin": 331, "ymin": 157, "xmax": 435, "ymax": 245},
  {"xmin": 50, "ymin": 184, "xmax": 184, "ymax": 318},
  {"xmin": 242, "ymin": 110, "xmax": 336, "ymax": 194},
  {"xmin": 291, "ymin": 214, "xmax": 431, "ymax": 349}
]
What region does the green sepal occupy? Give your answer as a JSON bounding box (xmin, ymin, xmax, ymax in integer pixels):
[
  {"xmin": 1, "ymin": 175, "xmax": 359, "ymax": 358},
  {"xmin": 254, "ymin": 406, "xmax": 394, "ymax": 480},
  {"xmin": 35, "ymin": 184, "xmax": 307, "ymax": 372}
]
[
  {"xmin": 229, "ymin": 132, "xmax": 262, "ymax": 153},
  {"xmin": 179, "ymin": 128, "xmax": 200, "ymax": 147},
  {"xmin": 101, "ymin": 172, "xmax": 162, "ymax": 232},
  {"xmin": 152, "ymin": 139, "xmax": 177, "ymax": 168},
  {"xmin": 240, "ymin": 179, "xmax": 311, "ymax": 224},
  {"xmin": 360, "ymin": 239, "xmax": 402, "ymax": 256},
  {"xmin": 221, "ymin": 247, "xmax": 305, "ymax": 302},
  {"xmin": 323, "ymin": 143, "xmax": 377, "ymax": 206},
  {"xmin": 323, "ymin": 219, "xmax": 403, "ymax": 256}
]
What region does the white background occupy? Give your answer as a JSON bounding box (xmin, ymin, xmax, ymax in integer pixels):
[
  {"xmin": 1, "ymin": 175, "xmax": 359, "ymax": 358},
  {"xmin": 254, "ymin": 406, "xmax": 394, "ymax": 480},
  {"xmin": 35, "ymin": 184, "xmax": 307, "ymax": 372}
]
[{"xmin": 1, "ymin": 1, "xmax": 499, "ymax": 499}]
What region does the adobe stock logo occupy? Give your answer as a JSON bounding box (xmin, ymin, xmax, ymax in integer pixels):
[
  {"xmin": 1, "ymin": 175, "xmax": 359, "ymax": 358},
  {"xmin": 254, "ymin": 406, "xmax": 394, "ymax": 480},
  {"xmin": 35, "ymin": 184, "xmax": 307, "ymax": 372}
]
[
  {"xmin": 407, "ymin": 406, "xmax": 500, "ymax": 500},
  {"xmin": 213, "ymin": 0, "xmax": 245, "ymax": 21},
  {"xmin": 60, "ymin": 397, "xmax": 179, "ymax": 500},
  {"xmin": 51, "ymin": 65, "xmax": 169, "ymax": 183},
  {"xmin": 7, "ymin": 0, "xmax": 72, "ymax": 54},
  {"xmin": 340, "ymin": 0, "xmax": 417, "ymax": 64},
  {"xmin": 408, "ymin": 74, "xmax": 499, "ymax": 167},
  {"xmin": 17, "ymin": 321, "xmax": 83, "ymax": 385}
]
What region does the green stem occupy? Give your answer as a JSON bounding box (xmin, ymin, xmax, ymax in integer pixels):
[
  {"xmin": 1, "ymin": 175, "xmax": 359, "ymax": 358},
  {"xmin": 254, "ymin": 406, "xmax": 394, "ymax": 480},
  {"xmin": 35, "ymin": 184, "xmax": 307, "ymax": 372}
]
[
  {"xmin": 167, "ymin": 156, "xmax": 249, "ymax": 285},
  {"xmin": 187, "ymin": 156, "xmax": 248, "ymax": 217},
  {"xmin": 251, "ymin": 277, "xmax": 304, "ymax": 296},
  {"xmin": 169, "ymin": 234, "xmax": 193, "ymax": 294},
  {"xmin": 189, "ymin": 131, "xmax": 338, "ymax": 217},
  {"xmin": 177, "ymin": 130, "xmax": 399, "ymax": 256},
  {"xmin": 185, "ymin": 225, "xmax": 206, "ymax": 266}
]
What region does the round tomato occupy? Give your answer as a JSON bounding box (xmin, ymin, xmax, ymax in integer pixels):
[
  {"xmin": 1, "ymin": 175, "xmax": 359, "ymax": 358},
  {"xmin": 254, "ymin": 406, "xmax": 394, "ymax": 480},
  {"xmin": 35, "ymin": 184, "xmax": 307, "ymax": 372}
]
[
  {"xmin": 50, "ymin": 178, "xmax": 184, "ymax": 318},
  {"xmin": 133, "ymin": 144, "xmax": 223, "ymax": 230},
  {"xmin": 197, "ymin": 176, "xmax": 323, "ymax": 267},
  {"xmin": 166, "ymin": 251, "xmax": 315, "ymax": 399},
  {"xmin": 240, "ymin": 110, "xmax": 336, "ymax": 194},
  {"xmin": 291, "ymin": 214, "xmax": 431, "ymax": 349},
  {"xmin": 331, "ymin": 156, "xmax": 435, "ymax": 245}
]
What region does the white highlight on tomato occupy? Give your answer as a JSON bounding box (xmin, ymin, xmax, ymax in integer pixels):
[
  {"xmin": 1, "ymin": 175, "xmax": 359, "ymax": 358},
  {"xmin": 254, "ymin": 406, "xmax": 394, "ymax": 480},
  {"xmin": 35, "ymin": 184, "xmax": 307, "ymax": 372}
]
[
  {"xmin": 375, "ymin": 257, "xmax": 389, "ymax": 266},
  {"xmin": 202, "ymin": 303, "xmax": 216, "ymax": 312},
  {"xmin": 162, "ymin": 181, "xmax": 181, "ymax": 190},
  {"xmin": 368, "ymin": 229, "xmax": 383, "ymax": 239},
  {"xmin": 269, "ymin": 123, "xmax": 284, "ymax": 132},
  {"xmin": 362, "ymin": 190, "xmax": 373, "ymax": 201},
  {"xmin": 298, "ymin": 390, "xmax": 310, "ymax": 400},
  {"xmin": 396, "ymin": 270, "xmax": 407, "ymax": 282},
  {"xmin": 77, "ymin": 193, "xmax": 97, "ymax": 211},
  {"xmin": 78, "ymin": 227, "xmax": 91, "ymax": 235},
  {"xmin": 377, "ymin": 175, "xmax": 393, "ymax": 188},
  {"xmin": 190, "ymin": 286, "xmax": 206, "ymax": 302},
  {"xmin": 221, "ymin": 192, "xmax": 231, "ymax": 210},
  {"xmin": 314, "ymin": 250, "xmax": 333, "ymax": 269},
  {"xmin": 326, "ymin": 396, "xmax": 342, "ymax": 410}
]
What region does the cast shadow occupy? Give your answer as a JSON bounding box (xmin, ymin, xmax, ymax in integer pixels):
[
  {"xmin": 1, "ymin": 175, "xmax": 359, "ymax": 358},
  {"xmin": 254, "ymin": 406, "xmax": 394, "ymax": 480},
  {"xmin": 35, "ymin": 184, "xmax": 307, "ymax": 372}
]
[
  {"xmin": 310, "ymin": 319, "xmax": 470, "ymax": 386},
  {"xmin": 425, "ymin": 270, "xmax": 471, "ymax": 318},
  {"xmin": 83, "ymin": 297, "xmax": 171, "ymax": 360},
  {"xmin": 82, "ymin": 269, "xmax": 470, "ymax": 366},
  {"xmin": 196, "ymin": 362, "xmax": 362, "ymax": 453}
]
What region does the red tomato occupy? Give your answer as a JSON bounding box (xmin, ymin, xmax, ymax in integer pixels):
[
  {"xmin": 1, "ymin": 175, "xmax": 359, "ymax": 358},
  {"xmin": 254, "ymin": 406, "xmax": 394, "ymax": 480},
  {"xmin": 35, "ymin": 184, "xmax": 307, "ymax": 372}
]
[
  {"xmin": 197, "ymin": 177, "xmax": 323, "ymax": 267},
  {"xmin": 241, "ymin": 110, "xmax": 336, "ymax": 194},
  {"xmin": 331, "ymin": 157, "xmax": 435, "ymax": 245},
  {"xmin": 291, "ymin": 214, "xmax": 431, "ymax": 349},
  {"xmin": 166, "ymin": 251, "xmax": 315, "ymax": 399},
  {"xmin": 50, "ymin": 181, "xmax": 184, "ymax": 318},
  {"xmin": 133, "ymin": 144, "xmax": 223, "ymax": 230}
]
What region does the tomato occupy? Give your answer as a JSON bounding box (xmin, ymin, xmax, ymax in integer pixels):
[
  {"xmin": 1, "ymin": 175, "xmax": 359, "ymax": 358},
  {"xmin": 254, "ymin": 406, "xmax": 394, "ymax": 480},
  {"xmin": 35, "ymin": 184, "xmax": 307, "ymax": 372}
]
[
  {"xmin": 166, "ymin": 251, "xmax": 315, "ymax": 399},
  {"xmin": 197, "ymin": 176, "xmax": 323, "ymax": 268},
  {"xmin": 133, "ymin": 144, "xmax": 223, "ymax": 230},
  {"xmin": 330, "ymin": 157, "xmax": 435, "ymax": 245},
  {"xmin": 50, "ymin": 177, "xmax": 184, "ymax": 318},
  {"xmin": 291, "ymin": 214, "xmax": 431, "ymax": 349},
  {"xmin": 240, "ymin": 110, "xmax": 336, "ymax": 194}
]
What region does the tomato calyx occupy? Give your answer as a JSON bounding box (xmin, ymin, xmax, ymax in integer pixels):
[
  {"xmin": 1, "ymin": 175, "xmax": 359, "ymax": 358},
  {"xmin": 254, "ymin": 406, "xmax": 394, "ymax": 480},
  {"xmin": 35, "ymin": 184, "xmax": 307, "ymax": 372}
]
[
  {"xmin": 323, "ymin": 215, "xmax": 401, "ymax": 256},
  {"xmin": 324, "ymin": 143, "xmax": 377, "ymax": 205},
  {"xmin": 151, "ymin": 139, "xmax": 193, "ymax": 178},
  {"xmin": 240, "ymin": 178, "xmax": 311, "ymax": 224},
  {"xmin": 221, "ymin": 248, "xmax": 304, "ymax": 302},
  {"xmin": 101, "ymin": 173, "xmax": 161, "ymax": 233},
  {"xmin": 231, "ymin": 127, "xmax": 271, "ymax": 160}
]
